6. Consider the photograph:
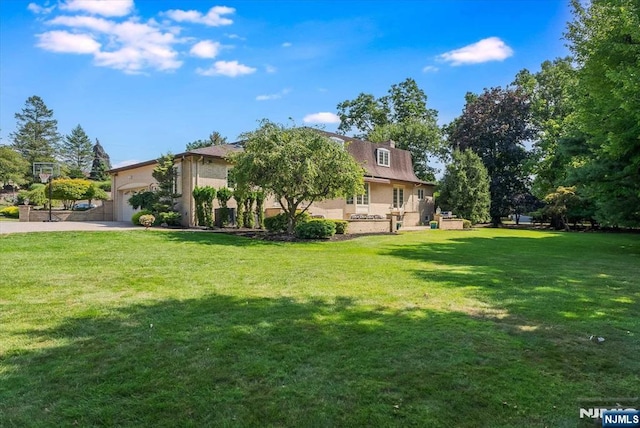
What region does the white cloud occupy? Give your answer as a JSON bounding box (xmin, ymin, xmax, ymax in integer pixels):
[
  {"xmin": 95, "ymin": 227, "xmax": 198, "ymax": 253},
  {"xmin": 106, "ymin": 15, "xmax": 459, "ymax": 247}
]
[
  {"xmin": 225, "ymin": 33, "xmax": 245, "ymax": 40},
  {"xmin": 36, "ymin": 30, "xmax": 101, "ymax": 53},
  {"xmin": 28, "ymin": 2, "xmax": 55, "ymax": 14},
  {"xmin": 43, "ymin": 15, "xmax": 183, "ymax": 73},
  {"xmin": 303, "ymin": 112, "xmax": 340, "ymax": 124},
  {"xmin": 60, "ymin": 0, "xmax": 134, "ymax": 17},
  {"xmin": 190, "ymin": 40, "xmax": 220, "ymax": 58},
  {"xmin": 422, "ymin": 65, "xmax": 439, "ymax": 73},
  {"xmin": 265, "ymin": 64, "xmax": 277, "ymax": 73},
  {"xmin": 164, "ymin": 6, "xmax": 234, "ymax": 26},
  {"xmin": 256, "ymin": 88, "xmax": 290, "ymax": 101},
  {"xmin": 196, "ymin": 60, "xmax": 256, "ymax": 77},
  {"xmin": 281, "ymin": 42, "xmax": 292, "ymax": 48},
  {"xmin": 438, "ymin": 37, "xmax": 513, "ymax": 66}
]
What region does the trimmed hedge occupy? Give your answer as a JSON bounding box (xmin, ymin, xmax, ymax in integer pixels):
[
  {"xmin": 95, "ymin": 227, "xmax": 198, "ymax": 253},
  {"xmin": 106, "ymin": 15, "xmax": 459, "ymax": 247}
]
[
  {"xmin": 132, "ymin": 210, "xmax": 153, "ymax": 226},
  {"xmin": 264, "ymin": 212, "xmax": 311, "ymax": 233},
  {"xmin": 295, "ymin": 219, "xmax": 336, "ymax": 239},
  {"xmin": 333, "ymin": 220, "xmax": 348, "ymax": 234},
  {"xmin": 462, "ymin": 219, "xmax": 472, "ymax": 229},
  {"xmin": 0, "ymin": 206, "xmax": 19, "ymax": 218}
]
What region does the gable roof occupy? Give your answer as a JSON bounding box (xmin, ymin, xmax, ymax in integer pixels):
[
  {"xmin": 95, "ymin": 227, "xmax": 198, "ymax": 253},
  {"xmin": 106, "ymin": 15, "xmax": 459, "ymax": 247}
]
[
  {"xmin": 316, "ymin": 131, "xmax": 430, "ymax": 185},
  {"xmin": 108, "ymin": 144, "xmax": 241, "ymax": 174}
]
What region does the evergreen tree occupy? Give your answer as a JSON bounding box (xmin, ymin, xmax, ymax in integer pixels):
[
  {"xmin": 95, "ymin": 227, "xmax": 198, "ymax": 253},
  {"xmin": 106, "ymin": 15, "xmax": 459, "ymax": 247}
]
[
  {"xmin": 89, "ymin": 139, "xmax": 112, "ymax": 181},
  {"xmin": 10, "ymin": 96, "xmax": 61, "ymax": 166},
  {"xmin": 186, "ymin": 131, "xmax": 228, "ymax": 151},
  {"xmin": 61, "ymin": 124, "xmax": 93, "ymax": 178},
  {"xmin": 438, "ymin": 149, "xmax": 490, "ymax": 224}
]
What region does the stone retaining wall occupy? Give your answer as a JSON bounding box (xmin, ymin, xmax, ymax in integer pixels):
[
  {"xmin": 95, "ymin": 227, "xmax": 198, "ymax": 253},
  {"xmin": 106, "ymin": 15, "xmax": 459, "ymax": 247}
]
[{"xmin": 19, "ymin": 201, "xmax": 114, "ymax": 222}]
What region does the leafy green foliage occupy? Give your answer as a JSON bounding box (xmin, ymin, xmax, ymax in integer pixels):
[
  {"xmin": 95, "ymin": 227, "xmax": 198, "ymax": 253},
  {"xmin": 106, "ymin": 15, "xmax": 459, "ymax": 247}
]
[
  {"xmin": 89, "ymin": 139, "xmax": 111, "ymax": 181},
  {"xmin": 48, "ymin": 178, "xmax": 92, "ymax": 209},
  {"xmin": 216, "ymin": 187, "xmax": 232, "ymax": 208},
  {"xmin": 448, "ymin": 87, "xmax": 533, "ymax": 225},
  {"xmin": 0, "ymin": 146, "xmax": 29, "ymax": 187},
  {"xmin": 128, "ymin": 191, "xmax": 159, "ymax": 211},
  {"xmin": 0, "ymin": 206, "xmax": 19, "ymax": 218},
  {"xmin": 17, "ymin": 183, "xmax": 47, "ymax": 206},
  {"xmin": 96, "ymin": 180, "xmax": 111, "ymax": 192},
  {"xmin": 233, "ymin": 121, "xmax": 364, "ymax": 233},
  {"xmin": 264, "ymin": 212, "xmax": 311, "ymax": 233},
  {"xmin": 9, "ymin": 95, "xmax": 61, "ymax": 166},
  {"xmin": 333, "ymin": 220, "xmax": 348, "ymax": 234},
  {"xmin": 185, "ymin": 131, "xmax": 228, "ymax": 151},
  {"xmin": 437, "ymin": 149, "xmax": 490, "ymax": 224},
  {"xmin": 83, "ymin": 183, "xmax": 108, "ymax": 204},
  {"xmin": 233, "ymin": 187, "xmax": 246, "ymax": 228},
  {"xmin": 132, "ymin": 209, "xmax": 153, "ymax": 226},
  {"xmin": 564, "ymin": 0, "xmax": 640, "ymax": 227},
  {"xmin": 294, "ymin": 219, "xmax": 336, "ymax": 239},
  {"xmin": 462, "ymin": 219, "xmax": 472, "ymax": 229},
  {"xmin": 60, "ymin": 124, "xmax": 93, "ymax": 175},
  {"xmin": 159, "ymin": 211, "xmax": 181, "ymax": 226},
  {"xmin": 337, "ymin": 78, "xmax": 443, "ymax": 181},
  {"xmin": 193, "ymin": 186, "xmax": 216, "ymax": 227}
]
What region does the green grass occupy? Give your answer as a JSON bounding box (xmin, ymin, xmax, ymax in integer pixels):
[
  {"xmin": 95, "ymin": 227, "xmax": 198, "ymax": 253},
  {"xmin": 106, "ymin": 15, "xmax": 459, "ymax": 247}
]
[{"xmin": 0, "ymin": 228, "xmax": 638, "ymax": 427}]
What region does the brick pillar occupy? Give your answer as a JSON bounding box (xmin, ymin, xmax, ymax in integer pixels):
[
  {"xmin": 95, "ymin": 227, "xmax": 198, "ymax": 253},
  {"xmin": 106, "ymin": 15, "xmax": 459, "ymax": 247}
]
[{"xmin": 19, "ymin": 205, "xmax": 31, "ymax": 222}]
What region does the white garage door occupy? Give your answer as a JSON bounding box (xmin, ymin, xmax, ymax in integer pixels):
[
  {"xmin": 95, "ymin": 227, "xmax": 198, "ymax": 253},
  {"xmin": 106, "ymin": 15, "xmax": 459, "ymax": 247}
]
[{"xmin": 121, "ymin": 190, "xmax": 140, "ymax": 223}]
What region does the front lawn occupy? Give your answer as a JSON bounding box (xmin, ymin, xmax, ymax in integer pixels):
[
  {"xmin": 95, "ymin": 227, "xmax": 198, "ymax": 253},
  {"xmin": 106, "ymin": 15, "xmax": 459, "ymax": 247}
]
[{"xmin": 0, "ymin": 228, "xmax": 638, "ymax": 427}]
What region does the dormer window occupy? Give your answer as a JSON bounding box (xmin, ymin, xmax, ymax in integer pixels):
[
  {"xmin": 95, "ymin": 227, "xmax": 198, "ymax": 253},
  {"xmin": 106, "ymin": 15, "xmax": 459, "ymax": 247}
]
[{"xmin": 377, "ymin": 148, "xmax": 390, "ymax": 167}]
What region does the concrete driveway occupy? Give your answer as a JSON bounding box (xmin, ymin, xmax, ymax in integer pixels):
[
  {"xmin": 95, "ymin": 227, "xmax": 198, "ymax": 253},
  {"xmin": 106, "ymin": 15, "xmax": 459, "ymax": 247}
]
[{"xmin": 0, "ymin": 221, "xmax": 140, "ymax": 234}]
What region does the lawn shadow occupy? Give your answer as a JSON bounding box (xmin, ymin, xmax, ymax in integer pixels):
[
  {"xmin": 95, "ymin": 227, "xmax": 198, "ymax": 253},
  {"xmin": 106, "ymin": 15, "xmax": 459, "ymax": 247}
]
[
  {"xmin": 156, "ymin": 230, "xmax": 286, "ymax": 248},
  {"xmin": 1, "ymin": 293, "xmax": 609, "ymax": 427}
]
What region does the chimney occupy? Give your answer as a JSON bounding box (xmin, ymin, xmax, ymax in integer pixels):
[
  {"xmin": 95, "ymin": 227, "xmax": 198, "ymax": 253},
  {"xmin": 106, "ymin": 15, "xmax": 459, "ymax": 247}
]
[{"xmin": 388, "ymin": 139, "xmax": 395, "ymax": 148}]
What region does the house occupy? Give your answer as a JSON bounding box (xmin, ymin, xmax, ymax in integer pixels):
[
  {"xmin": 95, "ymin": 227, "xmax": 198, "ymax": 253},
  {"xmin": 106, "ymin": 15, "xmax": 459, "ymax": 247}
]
[{"xmin": 108, "ymin": 132, "xmax": 435, "ymax": 227}]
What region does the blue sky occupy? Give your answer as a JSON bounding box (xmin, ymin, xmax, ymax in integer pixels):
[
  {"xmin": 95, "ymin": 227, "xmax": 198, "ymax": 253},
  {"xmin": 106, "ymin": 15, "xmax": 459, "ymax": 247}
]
[{"xmin": 0, "ymin": 0, "xmax": 572, "ymax": 168}]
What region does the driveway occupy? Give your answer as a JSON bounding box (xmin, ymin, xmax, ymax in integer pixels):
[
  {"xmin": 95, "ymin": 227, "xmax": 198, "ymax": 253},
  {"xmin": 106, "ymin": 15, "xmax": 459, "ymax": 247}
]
[{"xmin": 0, "ymin": 221, "xmax": 140, "ymax": 234}]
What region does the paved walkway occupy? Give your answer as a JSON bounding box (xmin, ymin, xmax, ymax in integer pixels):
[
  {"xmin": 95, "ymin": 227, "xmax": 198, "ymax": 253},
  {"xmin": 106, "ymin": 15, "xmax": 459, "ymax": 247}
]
[{"xmin": 0, "ymin": 221, "xmax": 141, "ymax": 234}]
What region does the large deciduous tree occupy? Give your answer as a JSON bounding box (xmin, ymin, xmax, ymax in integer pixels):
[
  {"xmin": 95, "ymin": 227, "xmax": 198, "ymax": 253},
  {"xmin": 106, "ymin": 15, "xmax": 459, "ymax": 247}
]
[
  {"xmin": 447, "ymin": 87, "xmax": 533, "ymax": 225},
  {"xmin": 10, "ymin": 96, "xmax": 61, "ymax": 166},
  {"xmin": 337, "ymin": 78, "xmax": 443, "ymax": 181},
  {"xmin": 0, "ymin": 146, "xmax": 30, "ymax": 187},
  {"xmin": 565, "ymin": 0, "xmax": 640, "ymax": 227},
  {"xmin": 89, "ymin": 139, "xmax": 112, "ymax": 181},
  {"xmin": 61, "ymin": 124, "xmax": 93, "ymax": 178},
  {"xmin": 437, "ymin": 149, "xmax": 490, "ymax": 224},
  {"xmin": 232, "ymin": 121, "xmax": 364, "ymax": 233}
]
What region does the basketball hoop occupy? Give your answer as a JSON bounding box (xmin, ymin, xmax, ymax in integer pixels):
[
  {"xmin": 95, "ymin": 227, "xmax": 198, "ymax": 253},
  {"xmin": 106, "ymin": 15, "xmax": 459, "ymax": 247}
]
[{"xmin": 39, "ymin": 172, "xmax": 51, "ymax": 183}]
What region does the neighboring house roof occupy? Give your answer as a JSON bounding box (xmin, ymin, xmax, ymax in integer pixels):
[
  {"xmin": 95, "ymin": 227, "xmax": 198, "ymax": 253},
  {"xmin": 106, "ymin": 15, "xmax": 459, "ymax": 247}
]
[
  {"xmin": 316, "ymin": 130, "xmax": 431, "ymax": 185},
  {"xmin": 108, "ymin": 144, "xmax": 241, "ymax": 174}
]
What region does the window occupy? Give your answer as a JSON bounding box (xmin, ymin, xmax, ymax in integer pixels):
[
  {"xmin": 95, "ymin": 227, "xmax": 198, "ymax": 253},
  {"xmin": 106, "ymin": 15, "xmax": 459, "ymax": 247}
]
[
  {"xmin": 357, "ymin": 183, "xmax": 370, "ymax": 205},
  {"xmin": 377, "ymin": 148, "xmax": 390, "ymax": 167},
  {"xmin": 417, "ymin": 189, "xmax": 425, "ymax": 200},
  {"xmin": 226, "ymin": 167, "xmax": 235, "ymax": 188},
  {"xmin": 393, "ymin": 187, "xmax": 404, "ymax": 208},
  {"xmin": 347, "ymin": 183, "xmax": 368, "ymax": 205}
]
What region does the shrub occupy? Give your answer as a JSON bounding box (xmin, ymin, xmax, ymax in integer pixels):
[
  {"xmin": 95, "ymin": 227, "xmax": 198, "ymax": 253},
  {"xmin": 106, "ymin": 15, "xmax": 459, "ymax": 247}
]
[
  {"xmin": 159, "ymin": 211, "xmax": 181, "ymax": 226},
  {"xmin": 138, "ymin": 214, "xmax": 155, "ymax": 229},
  {"xmin": 264, "ymin": 211, "xmax": 311, "ymax": 233},
  {"xmin": 129, "ymin": 191, "xmax": 158, "ymax": 211},
  {"xmin": 97, "ymin": 181, "xmax": 112, "ymax": 192},
  {"xmin": 295, "ymin": 219, "xmax": 336, "ymax": 239},
  {"xmin": 462, "ymin": 219, "xmax": 472, "ymax": 229},
  {"xmin": 0, "ymin": 206, "xmax": 19, "ymax": 218},
  {"xmin": 132, "ymin": 210, "xmax": 153, "ymax": 226},
  {"xmin": 333, "ymin": 220, "xmax": 348, "ymax": 234}
]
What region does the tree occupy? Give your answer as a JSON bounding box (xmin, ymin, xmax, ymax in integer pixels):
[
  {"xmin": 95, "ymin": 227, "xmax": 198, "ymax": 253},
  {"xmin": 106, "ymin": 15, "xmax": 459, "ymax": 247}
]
[
  {"xmin": 89, "ymin": 139, "xmax": 112, "ymax": 181},
  {"xmin": 186, "ymin": 131, "xmax": 228, "ymax": 151},
  {"xmin": 513, "ymin": 58, "xmax": 579, "ymax": 198},
  {"xmin": 564, "ymin": 0, "xmax": 640, "ymax": 227},
  {"xmin": 437, "ymin": 149, "xmax": 490, "ymax": 224},
  {"xmin": 61, "ymin": 125, "xmax": 93, "ymax": 178},
  {"xmin": 83, "ymin": 183, "xmax": 108, "ymax": 207},
  {"xmin": 233, "ymin": 121, "xmax": 364, "ymax": 233},
  {"xmin": 447, "ymin": 87, "xmax": 533, "ymax": 225},
  {"xmin": 10, "ymin": 96, "xmax": 61, "ymax": 166},
  {"xmin": 337, "ymin": 78, "xmax": 443, "ymax": 181},
  {"xmin": 0, "ymin": 146, "xmax": 29, "ymax": 187},
  {"xmin": 192, "ymin": 186, "xmax": 216, "ymax": 227},
  {"xmin": 152, "ymin": 153, "xmax": 180, "ymax": 214},
  {"xmin": 47, "ymin": 178, "xmax": 92, "ymax": 209}
]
